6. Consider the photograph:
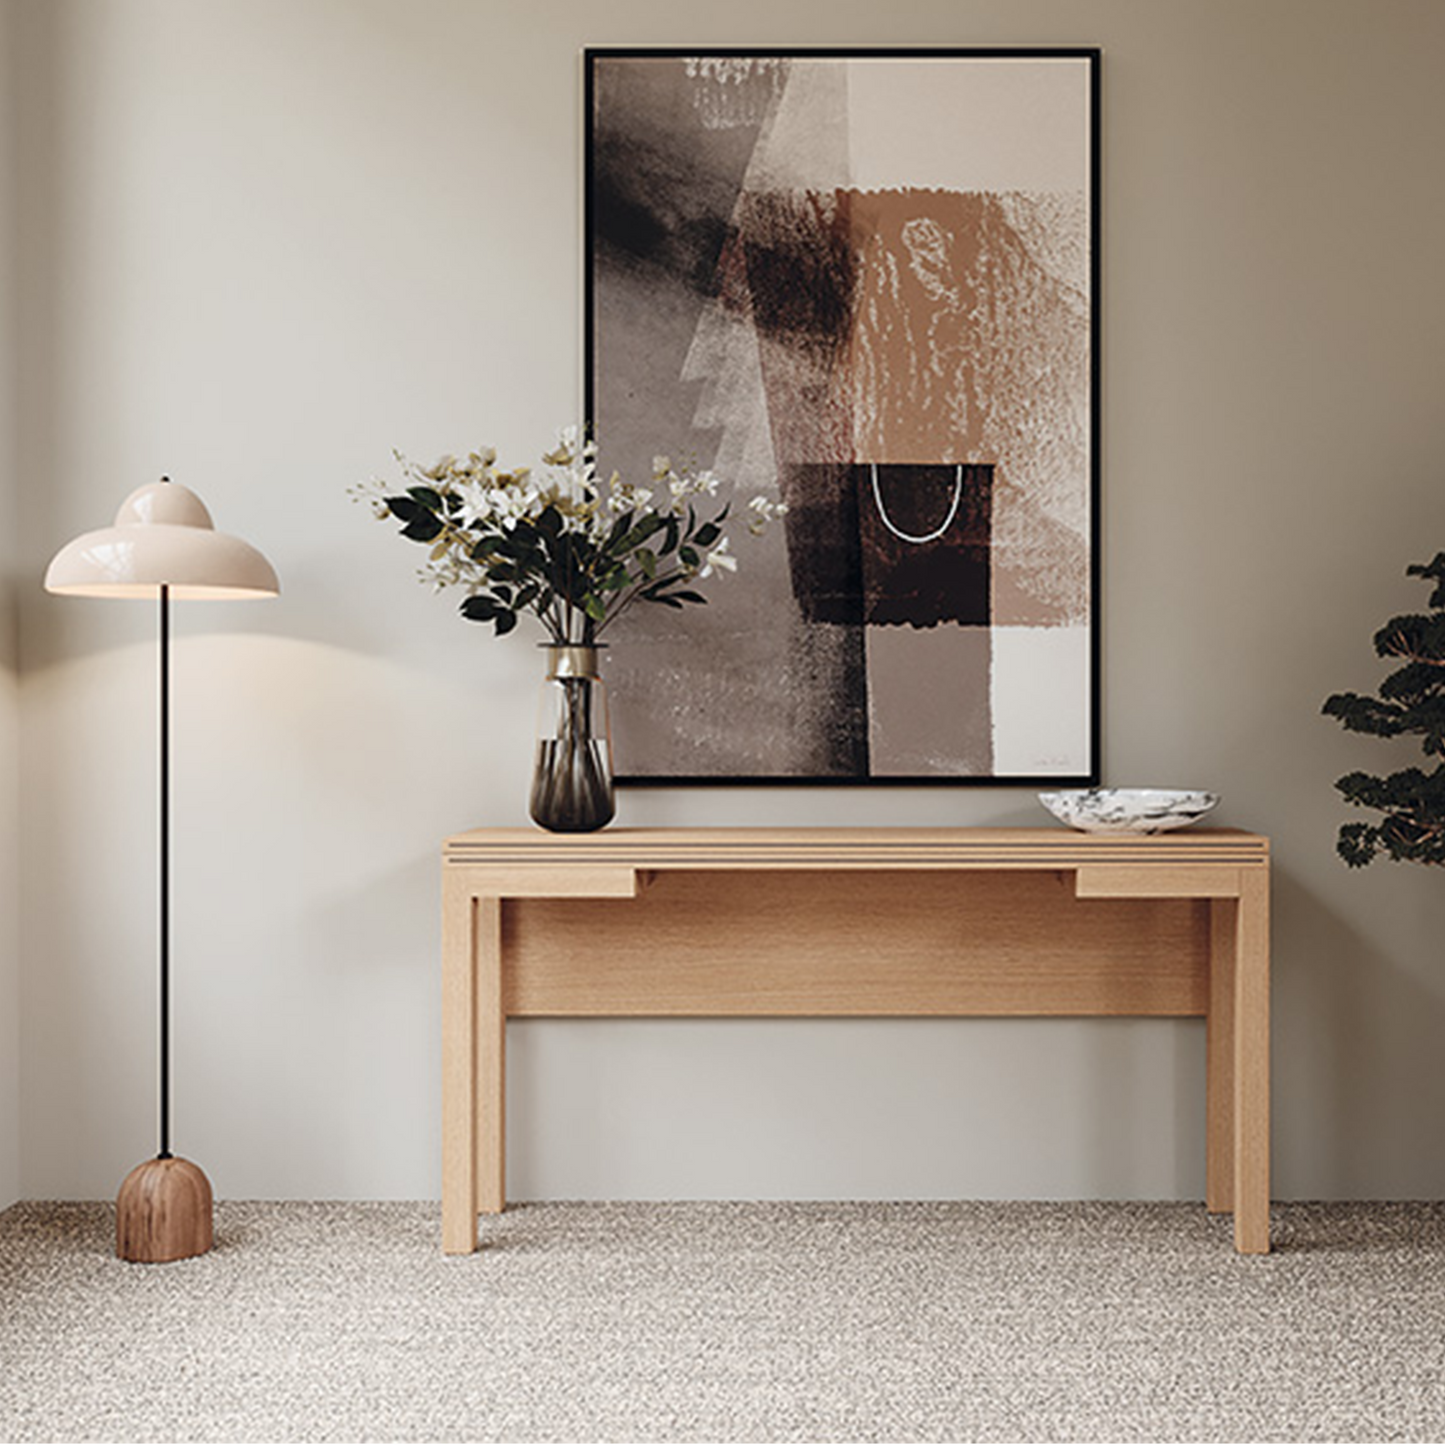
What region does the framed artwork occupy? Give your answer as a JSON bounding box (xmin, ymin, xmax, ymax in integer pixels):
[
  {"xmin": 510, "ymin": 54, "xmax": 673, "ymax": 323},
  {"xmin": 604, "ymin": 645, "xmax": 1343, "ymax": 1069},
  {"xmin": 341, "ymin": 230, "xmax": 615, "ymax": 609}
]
[{"xmin": 586, "ymin": 47, "xmax": 1100, "ymax": 785}]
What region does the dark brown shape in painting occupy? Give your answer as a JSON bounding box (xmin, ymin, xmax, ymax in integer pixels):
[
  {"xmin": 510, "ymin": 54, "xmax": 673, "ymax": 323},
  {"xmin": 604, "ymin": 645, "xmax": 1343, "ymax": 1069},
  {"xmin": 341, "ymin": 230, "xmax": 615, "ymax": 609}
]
[{"xmin": 860, "ymin": 463, "xmax": 993, "ymax": 628}]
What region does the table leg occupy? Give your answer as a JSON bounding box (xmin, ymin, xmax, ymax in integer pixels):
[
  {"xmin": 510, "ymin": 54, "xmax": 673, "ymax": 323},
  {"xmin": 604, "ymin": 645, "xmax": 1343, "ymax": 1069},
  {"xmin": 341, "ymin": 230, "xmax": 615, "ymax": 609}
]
[
  {"xmin": 1206, "ymin": 898, "xmax": 1235, "ymax": 1214},
  {"xmin": 442, "ymin": 877, "xmax": 478, "ymax": 1254},
  {"xmin": 1232, "ymin": 867, "xmax": 1271, "ymax": 1254},
  {"xmin": 476, "ymin": 896, "xmax": 506, "ymax": 1217}
]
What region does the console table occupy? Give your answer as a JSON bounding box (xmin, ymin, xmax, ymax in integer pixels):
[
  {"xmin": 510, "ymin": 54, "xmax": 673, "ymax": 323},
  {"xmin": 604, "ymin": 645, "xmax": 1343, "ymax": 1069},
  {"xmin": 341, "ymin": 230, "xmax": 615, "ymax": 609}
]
[{"xmin": 441, "ymin": 827, "xmax": 1271, "ymax": 1254}]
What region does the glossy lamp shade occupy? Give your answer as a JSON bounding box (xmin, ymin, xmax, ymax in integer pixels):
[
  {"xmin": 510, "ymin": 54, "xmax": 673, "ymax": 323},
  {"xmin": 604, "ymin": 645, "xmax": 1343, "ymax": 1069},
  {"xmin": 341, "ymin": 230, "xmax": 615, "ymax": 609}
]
[{"xmin": 44, "ymin": 479, "xmax": 279, "ymax": 599}]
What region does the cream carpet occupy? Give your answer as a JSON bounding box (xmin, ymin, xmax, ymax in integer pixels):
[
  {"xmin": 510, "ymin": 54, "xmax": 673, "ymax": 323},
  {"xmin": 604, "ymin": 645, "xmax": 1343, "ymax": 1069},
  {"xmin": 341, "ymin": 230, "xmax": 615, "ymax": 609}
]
[{"xmin": 2, "ymin": 1199, "xmax": 1443, "ymax": 1442}]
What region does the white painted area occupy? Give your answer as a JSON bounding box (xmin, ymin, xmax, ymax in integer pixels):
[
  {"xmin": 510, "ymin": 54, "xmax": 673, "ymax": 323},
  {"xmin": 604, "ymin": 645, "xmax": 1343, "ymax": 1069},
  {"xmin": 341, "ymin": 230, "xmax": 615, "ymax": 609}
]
[
  {"xmin": 846, "ymin": 57, "xmax": 1091, "ymax": 194},
  {"xmin": 990, "ymin": 626, "xmax": 1092, "ymax": 777},
  {"xmin": 741, "ymin": 56, "xmax": 851, "ymax": 192},
  {"xmin": 5, "ymin": 0, "xmax": 1445, "ymax": 1206}
]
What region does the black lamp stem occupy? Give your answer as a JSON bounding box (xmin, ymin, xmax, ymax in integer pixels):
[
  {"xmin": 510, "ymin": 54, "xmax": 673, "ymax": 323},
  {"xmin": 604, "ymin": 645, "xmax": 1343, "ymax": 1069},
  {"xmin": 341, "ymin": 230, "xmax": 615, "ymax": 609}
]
[{"xmin": 158, "ymin": 582, "xmax": 171, "ymax": 1161}]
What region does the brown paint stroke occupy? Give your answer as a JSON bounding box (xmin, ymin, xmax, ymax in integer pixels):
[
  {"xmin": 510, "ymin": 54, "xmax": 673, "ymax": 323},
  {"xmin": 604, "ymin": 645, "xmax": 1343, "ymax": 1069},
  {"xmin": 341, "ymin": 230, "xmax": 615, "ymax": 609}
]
[
  {"xmin": 731, "ymin": 185, "xmax": 1090, "ymax": 629},
  {"xmin": 729, "ymin": 188, "xmax": 858, "ymax": 469}
]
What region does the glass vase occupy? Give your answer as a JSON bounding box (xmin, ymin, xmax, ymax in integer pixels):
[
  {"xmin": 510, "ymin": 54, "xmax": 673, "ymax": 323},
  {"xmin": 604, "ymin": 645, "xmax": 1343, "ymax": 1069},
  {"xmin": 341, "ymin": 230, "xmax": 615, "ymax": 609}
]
[{"xmin": 529, "ymin": 645, "xmax": 615, "ymax": 833}]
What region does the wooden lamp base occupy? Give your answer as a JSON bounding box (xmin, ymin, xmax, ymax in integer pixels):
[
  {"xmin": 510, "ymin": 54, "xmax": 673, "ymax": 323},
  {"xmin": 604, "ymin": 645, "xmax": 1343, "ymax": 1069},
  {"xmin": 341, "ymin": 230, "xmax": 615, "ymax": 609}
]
[{"xmin": 116, "ymin": 1155, "xmax": 214, "ymax": 1263}]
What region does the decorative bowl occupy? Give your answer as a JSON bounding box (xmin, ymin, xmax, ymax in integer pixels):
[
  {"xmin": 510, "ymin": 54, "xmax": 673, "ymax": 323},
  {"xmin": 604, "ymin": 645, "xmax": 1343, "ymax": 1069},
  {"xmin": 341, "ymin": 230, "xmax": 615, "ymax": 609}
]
[{"xmin": 1037, "ymin": 788, "xmax": 1220, "ymax": 834}]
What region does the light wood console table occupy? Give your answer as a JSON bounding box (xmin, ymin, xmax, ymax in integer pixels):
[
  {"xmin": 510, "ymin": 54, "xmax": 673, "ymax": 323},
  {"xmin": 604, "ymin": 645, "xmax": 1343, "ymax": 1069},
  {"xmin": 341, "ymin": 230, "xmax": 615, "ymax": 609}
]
[{"xmin": 441, "ymin": 827, "xmax": 1271, "ymax": 1255}]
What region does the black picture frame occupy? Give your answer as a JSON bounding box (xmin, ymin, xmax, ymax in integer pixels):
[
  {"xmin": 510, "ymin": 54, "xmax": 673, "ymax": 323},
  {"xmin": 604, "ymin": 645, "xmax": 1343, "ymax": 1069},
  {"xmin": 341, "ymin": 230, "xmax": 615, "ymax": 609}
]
[{"xmin": 586, "ymin": 47, "xmax": 1101, "ymax": 786}]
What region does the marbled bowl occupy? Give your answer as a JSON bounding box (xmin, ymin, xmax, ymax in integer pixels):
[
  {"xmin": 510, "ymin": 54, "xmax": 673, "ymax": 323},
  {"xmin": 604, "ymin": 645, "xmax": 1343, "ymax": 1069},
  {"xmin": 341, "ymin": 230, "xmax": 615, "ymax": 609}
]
[{"xmin": 1037, "ymin": 788, "xmax": 1219, "ymax": 834}]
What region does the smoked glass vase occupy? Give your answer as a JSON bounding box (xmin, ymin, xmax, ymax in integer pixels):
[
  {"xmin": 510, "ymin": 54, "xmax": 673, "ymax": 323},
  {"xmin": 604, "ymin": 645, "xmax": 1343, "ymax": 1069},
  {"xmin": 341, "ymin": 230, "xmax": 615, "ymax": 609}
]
[{"xmin": 529, "ymin": 645, "xmax": 616, "ymax": 833}]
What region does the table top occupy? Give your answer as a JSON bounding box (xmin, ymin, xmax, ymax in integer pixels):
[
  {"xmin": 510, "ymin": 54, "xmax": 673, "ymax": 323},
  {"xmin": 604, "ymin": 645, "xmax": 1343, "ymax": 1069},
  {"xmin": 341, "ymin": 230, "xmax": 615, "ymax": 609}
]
[{"xmin": 444, "ymin": 826, "xmax": 1269, "ymax": 870}]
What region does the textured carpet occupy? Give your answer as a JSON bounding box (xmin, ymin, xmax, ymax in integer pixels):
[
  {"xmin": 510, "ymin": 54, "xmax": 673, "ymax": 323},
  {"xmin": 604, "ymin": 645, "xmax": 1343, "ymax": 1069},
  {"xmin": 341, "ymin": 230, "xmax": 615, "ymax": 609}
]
[{"xmin": 1, "ymin": 1199, "xmax": 1443, "ymax": 1442}]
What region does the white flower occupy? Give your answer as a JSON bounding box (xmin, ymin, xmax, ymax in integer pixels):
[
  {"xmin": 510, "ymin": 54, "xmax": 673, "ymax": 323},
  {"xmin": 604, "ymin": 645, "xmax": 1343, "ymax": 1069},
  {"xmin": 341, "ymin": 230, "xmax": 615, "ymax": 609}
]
[
  {"xmin": 746, "ymin": 493, "xmax": 788, "ymax": 535},
  {"xmin": 698, "ymin": 537, "xmax": 737, "ymax": 579},
  {"xmin": 454, "ymin": 483, "xmax": 493, "ymax": 530},
  {"xmin": 487, "ymin": 484, "xmax": 542, "ymax": 531},
  {"xmin": 605, "ymin": 479, "xmax": 653, "ymax": 515}
]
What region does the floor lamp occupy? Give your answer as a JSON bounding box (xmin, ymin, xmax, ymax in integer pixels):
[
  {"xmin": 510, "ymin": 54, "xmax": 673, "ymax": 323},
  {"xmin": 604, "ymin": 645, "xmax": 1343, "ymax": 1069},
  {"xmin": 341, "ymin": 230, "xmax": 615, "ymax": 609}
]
[{"xmin": 45, "ymin": 477, "xmax": 278, "ymax": 1263}]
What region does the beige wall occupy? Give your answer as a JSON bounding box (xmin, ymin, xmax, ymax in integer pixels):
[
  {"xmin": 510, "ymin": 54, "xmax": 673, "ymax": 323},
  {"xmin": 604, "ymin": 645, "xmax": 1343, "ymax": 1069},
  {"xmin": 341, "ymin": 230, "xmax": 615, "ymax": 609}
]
[
  {"xmin": 1, "ymin": 0, "xmax": 23, "ymax": 1208},
  {"xmin": 11, "ymin": 0, "xmax": 1445, "ymax": 1203}
]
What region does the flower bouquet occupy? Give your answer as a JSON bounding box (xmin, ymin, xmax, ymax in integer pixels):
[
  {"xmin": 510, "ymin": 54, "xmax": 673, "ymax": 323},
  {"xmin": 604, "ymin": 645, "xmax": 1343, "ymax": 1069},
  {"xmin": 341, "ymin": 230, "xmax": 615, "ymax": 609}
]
[{"xmin": 356, "ymin": 428, "xmax": 784, "ymax": 829}]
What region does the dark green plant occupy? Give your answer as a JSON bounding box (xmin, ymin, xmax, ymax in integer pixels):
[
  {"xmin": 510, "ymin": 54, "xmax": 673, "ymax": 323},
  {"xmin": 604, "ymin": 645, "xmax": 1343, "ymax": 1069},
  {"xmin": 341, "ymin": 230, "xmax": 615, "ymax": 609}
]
[
  {"xmin": 1322, "ymin": 552, "xmax": 1445, "ymax": 867},
  {"xmin": 352, "ymin": 430, "xmax": 784, "ymax": 645}
]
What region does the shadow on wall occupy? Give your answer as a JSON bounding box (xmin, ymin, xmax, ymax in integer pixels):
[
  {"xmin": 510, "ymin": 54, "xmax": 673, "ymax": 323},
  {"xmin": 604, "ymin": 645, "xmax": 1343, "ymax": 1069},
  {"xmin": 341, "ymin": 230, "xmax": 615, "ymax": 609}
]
[
  {"xmin": 1274, "ymin": 862, "xmax": 1445, "ymax": 1199},
  {"xmin": 1078, "ymin": 1014, "xmax": 1205, "ymax": 1200},
  {"xmin": 9, "ymin": 0, "xmax": 61, "ymax": 585}
]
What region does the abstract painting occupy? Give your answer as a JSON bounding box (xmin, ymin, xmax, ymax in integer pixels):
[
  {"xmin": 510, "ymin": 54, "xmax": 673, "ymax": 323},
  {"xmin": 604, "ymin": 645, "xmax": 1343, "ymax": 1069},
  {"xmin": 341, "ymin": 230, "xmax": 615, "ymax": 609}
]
[{"xmin": 586, "ymin": 48, "xmax": 1099, "ymax": 784}]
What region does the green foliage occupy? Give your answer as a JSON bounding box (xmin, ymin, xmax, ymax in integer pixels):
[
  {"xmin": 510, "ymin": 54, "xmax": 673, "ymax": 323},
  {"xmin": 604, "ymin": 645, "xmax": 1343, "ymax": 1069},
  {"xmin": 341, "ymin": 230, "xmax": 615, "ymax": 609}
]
[
  {"xmin": 1322, "ymin": 552, "xmax": 1445, "ymax": 867},
  {"xmin": 353, "ymin": 434, "xmax": 783, "ymax": 646}
]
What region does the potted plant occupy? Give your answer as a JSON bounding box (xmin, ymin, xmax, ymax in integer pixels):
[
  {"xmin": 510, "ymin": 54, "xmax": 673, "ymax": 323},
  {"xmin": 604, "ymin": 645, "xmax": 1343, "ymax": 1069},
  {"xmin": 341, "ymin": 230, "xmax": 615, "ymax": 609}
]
[
  {"xmin": 355, "ymin": 428, "xmax": 784, "ymax": 830},
  {"xmin": 1321, "ymin": 552, "xmax": 1445, "ymax": 866}
]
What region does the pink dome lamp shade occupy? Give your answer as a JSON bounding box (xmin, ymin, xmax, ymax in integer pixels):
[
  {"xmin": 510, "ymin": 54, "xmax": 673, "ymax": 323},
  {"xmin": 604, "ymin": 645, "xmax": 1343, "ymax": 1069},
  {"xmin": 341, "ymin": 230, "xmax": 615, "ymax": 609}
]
[{"xmin": 45, "ymin": 477, "xmax": 279, "ymax": 598}]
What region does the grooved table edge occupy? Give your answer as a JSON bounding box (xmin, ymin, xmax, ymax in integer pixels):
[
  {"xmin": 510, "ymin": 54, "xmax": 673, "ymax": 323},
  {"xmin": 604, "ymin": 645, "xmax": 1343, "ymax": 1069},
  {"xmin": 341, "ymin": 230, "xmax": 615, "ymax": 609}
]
[{"xmin": 444, "ymin": 826, "xmax": 1270, "ymax": 870}]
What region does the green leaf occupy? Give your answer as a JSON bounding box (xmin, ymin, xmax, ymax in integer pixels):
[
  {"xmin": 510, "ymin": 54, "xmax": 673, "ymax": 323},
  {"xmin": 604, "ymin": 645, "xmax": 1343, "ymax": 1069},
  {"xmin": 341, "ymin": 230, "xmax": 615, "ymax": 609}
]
[
  {"xmin": 1406, "ymin": 552, "xmax": 1445, "ymax": 609},
  {"xmin": 1323, "ymin": 691, "xmax": 1409, "ymax": 737},
  {"xmin": 1336, "ymin": 821, "xmax": 1380, "ymax": 867},
  {"xmin": 638, "ymin": 548, "xmax": 657, "ymax": 579},
  {"xmin": 605, "ymin": 511, "xmax": 635, "ymax": 551},
  {"xmin": 615, "ymin": 515, "xmax": 665, "ymax": 554},
  {"xmin": 641, "ymin": 576, "xmax": 699, "ymax": 602},
  {"xmin": 583, "ymin": 593, "xmax": 607, "ymax": 622},
  {"xmin": 693, "ymin": 522, "xmax": 721, "ymax": 548},
  {"xmin": 494, "ymin": 610, "xmax": 518, "ymax": 636},
  {"xmin": 679, "ymin": 545, "xmax": 699, "ymax": 567},
  {"xmin": 407, "ymin": 485, "xmax": 443, "ymax": 511},
  {"xmin": 400, "ymin": 511, "xmax": 443, "ymax": 543},
  {"xmin": 460, "ymin": 595, "xmax": 499, "ymax": 622}
]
